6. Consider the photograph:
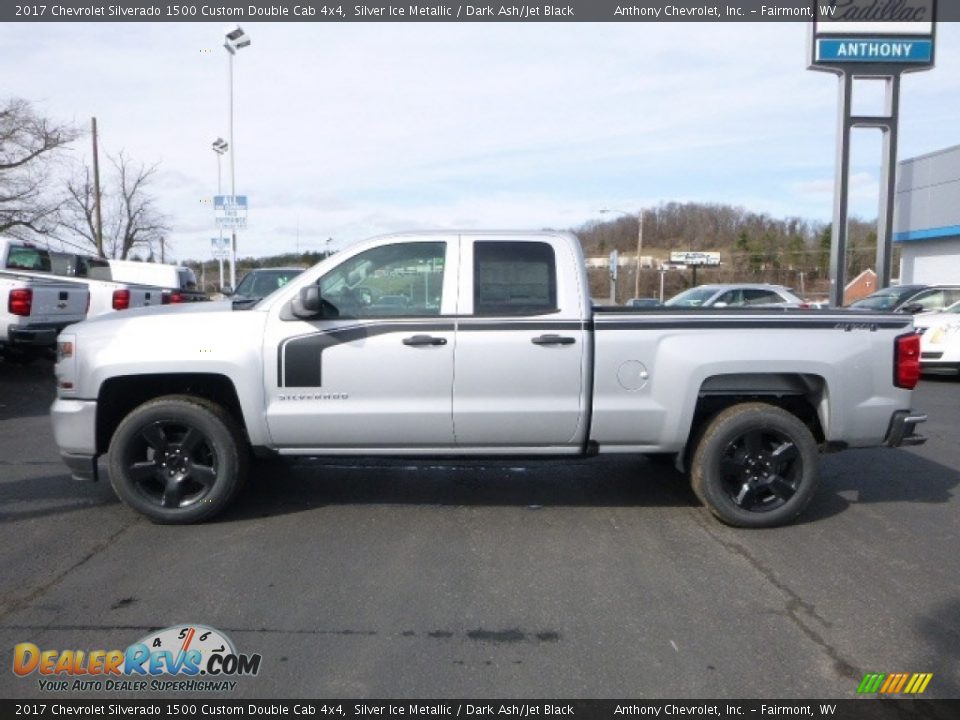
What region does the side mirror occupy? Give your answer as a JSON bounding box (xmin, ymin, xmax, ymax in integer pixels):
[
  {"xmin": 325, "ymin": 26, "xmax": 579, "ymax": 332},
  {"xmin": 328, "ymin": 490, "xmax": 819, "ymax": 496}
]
[
  {"xmin": 291, "ymin": 286, "xmax": 340, "ymax": 319},
  {"xmin": 292, "ymin": 286, "xmax": 322, "ymax": 318},
  {"xmin": 902, "ymin": 303, "xmax": 925, "ymax": 315},
  {"xmin": 221, "ymin": 286, "xmax": 233, "ymax": 296}
]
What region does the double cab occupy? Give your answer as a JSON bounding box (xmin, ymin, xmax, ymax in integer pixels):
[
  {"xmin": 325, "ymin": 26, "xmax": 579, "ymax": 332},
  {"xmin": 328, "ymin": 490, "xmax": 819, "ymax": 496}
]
[{"xmin": 51, "ymin": 231, "xmax": 926, "ymax": 527}]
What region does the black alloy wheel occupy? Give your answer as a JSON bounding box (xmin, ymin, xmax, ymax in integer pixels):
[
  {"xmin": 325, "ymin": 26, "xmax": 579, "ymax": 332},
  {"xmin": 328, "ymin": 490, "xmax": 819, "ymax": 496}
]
[
  {"xmin": 717, "ymin": 428, "xmax": 800, "ymax": 512},
  {"xmin": 108, "ymin": 395, "xmax": 247, "ymax": 524},
  {"xmin": 124, "ymin": 420, "xmax": 219, "ymax": 509},
  {"xmin": 690, "ymin": 402, "xmax": 820, "ymax": 528}
]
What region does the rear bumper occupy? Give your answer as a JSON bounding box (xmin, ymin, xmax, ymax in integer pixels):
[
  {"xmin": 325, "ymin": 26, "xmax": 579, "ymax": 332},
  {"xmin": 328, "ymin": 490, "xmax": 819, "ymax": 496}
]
[
  {"xmin": 8, "ymin": 323, "xmax": 65, "ymax": 347},
  {"xmin": 884, "ymin": 410, "xmax": 928, "ymax": 448}
]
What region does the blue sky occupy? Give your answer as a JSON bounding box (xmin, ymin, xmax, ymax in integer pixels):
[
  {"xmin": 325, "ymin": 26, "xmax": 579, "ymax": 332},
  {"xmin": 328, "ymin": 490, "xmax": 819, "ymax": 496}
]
[{"xmin": 3, "ymin": 21, "xmax": 959, "ymax": 261}]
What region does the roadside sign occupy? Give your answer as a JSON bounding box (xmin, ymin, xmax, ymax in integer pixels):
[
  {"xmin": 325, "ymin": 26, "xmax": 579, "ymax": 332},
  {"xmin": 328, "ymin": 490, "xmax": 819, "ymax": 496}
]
[
  {"xmin": 214, "ymin": 195, "xmax": 248, "ymax": 230},
  {"xmin": 211, "ymin": 237, "xmax": 230, "ymax": 259},
  {"xmin": 809, "ymin": 0, "xmax": 936, "ymax": 71},
  {"xmin": 670, "ymin": 251, "xmax": 720, "ymax": 267}
]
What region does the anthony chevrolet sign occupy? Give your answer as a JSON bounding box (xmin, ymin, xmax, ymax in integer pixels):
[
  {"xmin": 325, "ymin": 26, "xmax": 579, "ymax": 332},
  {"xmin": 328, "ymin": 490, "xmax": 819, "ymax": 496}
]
[{"xmin": 810, "ymin": 0, "xmax": 936, "ymax": 70}]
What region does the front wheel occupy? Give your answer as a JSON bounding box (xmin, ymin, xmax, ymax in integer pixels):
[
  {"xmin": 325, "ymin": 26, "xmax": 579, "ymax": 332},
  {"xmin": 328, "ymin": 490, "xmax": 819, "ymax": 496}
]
[
  {"xmin": 690, "ymin": 402, "xmax": 820, "ymax": 528},
  {"xmin": 108, "ymin": 395, "xmax": 248, "ymax": 524}
]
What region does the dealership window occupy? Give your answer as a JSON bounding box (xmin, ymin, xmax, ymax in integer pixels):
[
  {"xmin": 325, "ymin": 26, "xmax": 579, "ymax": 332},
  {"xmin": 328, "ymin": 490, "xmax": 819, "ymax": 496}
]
[{"xmin": 473, "ymin": 241, "xmax": 557, "ymax": 316}]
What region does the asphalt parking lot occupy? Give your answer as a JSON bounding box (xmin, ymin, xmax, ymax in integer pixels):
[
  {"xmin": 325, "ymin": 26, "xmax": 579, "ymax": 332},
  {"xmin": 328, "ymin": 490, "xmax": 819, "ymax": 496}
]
[{"xmin": 0, "ymin": 359, "xmax": 958, "ymax": 700}]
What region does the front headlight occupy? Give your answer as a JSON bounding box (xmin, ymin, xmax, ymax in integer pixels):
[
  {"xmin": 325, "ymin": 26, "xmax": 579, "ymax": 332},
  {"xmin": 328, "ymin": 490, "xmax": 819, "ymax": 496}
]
[{"xmin": 55, "ymin": 333, "xmax": 77, "ymax": 393}]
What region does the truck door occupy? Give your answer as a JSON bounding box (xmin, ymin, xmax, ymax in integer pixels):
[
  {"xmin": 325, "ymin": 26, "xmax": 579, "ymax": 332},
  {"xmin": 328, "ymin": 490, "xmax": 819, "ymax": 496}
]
[
  {"xmin": 452, "ymin": 236, "xmax": 588, "ymax": 449},
  {"xmin": 263, "ymin": 238, "xmax": 459, "ymax": 449}
]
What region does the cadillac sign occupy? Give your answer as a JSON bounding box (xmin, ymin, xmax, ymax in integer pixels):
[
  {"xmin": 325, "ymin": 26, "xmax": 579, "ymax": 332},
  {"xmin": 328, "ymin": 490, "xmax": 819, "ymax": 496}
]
[{"xmin": 810, "ymin": 0, "xmax": 936, "ymax": 71}]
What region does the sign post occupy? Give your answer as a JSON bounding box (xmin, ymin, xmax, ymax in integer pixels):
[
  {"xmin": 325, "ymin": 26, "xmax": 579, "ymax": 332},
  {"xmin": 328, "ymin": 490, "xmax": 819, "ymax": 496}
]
[
  {"xmin": 808, "ymin": 0, "xmax": 936, "ymax": 306},
  {"xmin": 670, "ymin": 251, "xmax": 720, "ymax": 288},
  {"xmin": 211, "ymin": 237, "xmax": 230, "ymax": 290}
]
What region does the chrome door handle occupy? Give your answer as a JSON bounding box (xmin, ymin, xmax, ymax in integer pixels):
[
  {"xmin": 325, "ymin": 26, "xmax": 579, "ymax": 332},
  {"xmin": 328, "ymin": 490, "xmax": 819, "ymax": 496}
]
[
  {"xmin": 403, "ymin": 335, "xmax": 447, "ymax": 346},
  {"xmin": 531, "ymin": 334, "xmax": 575, "ymax": 346}
]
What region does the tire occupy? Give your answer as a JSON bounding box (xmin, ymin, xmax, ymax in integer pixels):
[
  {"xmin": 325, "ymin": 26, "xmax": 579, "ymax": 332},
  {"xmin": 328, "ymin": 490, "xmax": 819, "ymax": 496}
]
[
  {"xmin": 108, "ymin": 395, "xmax": 248, "ymax": 524},
  {"xmin": 690, "ymin": 402, "xmax": 819, "ymax": 528}
]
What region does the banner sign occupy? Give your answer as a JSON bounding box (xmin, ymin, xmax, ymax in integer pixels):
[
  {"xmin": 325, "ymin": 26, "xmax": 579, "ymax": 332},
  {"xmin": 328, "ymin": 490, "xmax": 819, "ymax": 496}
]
[
  {"xmin": 214, "ymin": 195, "xmax": 248, "ymax": 230},
  {"xmin": 815, "ymin": 38, "xmax": 932, "ymax": 63}
]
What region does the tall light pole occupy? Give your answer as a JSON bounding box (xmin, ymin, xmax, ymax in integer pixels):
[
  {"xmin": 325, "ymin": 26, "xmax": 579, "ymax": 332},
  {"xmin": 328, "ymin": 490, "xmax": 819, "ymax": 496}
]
[
  {"xmin": 224, "ymin": 24, "xmax": 251, "ymax": 291},
  {"xmin": 212, "ymin": 138, "xmax": 228, "ymax": 290},
  {"xmin": 601, "ymin": 208, "xmax": 644, "ymax": 298}
]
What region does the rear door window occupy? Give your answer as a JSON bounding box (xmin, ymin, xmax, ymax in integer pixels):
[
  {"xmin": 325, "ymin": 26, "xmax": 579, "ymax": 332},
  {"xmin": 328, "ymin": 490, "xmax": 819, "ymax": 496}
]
[{"xmin": 473, "ymin": 241, "xmax": 557, "ymax": 316}]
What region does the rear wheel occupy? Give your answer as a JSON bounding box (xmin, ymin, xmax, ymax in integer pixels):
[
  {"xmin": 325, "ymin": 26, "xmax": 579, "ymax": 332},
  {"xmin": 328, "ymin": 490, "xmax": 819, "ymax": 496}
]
[
  {"xmin": 690, "ymin": 402, "xmax": 819, "ymax": 528},
  {"xmin": 108, "ymin": 395, "xmax": 247, "ymax": 524}
]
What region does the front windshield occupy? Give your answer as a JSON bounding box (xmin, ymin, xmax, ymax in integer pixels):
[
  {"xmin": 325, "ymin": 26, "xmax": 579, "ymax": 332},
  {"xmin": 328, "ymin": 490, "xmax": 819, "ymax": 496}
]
[
  {"xmin": 664, "ymin": 287, "xmax": 717, "ymax": 307},
  {"xmin": 234, "ymin": 269, "xmax": 302, "ymax": 299}
]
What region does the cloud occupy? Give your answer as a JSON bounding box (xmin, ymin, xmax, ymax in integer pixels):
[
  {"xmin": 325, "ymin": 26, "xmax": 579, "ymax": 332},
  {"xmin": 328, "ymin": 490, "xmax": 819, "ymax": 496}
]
[{"xmin": 1, "ymin": 21, "xmax": 957, "ymax": 261}]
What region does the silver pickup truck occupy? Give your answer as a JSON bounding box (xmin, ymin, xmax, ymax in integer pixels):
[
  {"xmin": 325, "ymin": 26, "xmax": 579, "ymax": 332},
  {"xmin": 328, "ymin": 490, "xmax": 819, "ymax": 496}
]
[
  {"xmin": 51, "ymin": 231, "xmax": 926, "ymax": 527},
  {"xmin": 1, "ymin": 270, "xmax": 88, "ymax": 361},
  {"xmin": 0, "ymin": 241, "xmax": 164, "ymax": 318}
]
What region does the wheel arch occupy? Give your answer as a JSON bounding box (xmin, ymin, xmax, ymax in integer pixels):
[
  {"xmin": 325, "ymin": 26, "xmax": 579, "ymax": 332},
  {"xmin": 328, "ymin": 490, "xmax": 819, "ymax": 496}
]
[
  {"xmin": 96, "ymin": 373, "xmax": 247, "ymax": 455},
  {"xmin": 678, "ymin": 373, "xmax": 829, "ymax": 471}
]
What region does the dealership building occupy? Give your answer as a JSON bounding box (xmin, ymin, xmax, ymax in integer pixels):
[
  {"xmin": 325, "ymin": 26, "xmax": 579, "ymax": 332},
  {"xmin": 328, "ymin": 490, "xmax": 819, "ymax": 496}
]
[{"xmin": 895, "ymin": 144, "xmax": 960, "ymax": 284}]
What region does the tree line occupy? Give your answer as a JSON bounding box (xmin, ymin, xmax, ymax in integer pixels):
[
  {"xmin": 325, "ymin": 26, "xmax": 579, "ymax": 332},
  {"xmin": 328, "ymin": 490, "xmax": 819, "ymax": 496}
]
[
  {"xmin": 0, "ymin": 97, "xmax": 168, "ymax": 260},
  {"xmin": 573, "ymin": 202, "xmax": 887, "ymax": 300}
]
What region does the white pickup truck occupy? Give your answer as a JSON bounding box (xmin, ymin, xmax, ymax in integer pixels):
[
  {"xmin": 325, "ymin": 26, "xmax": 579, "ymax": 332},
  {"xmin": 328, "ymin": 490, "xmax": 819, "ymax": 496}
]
[
  {"xmin": 0, "ymin": 240, "xmax": 163, "ymax": 318},
  {"xmin": 51, "ymin": 231, "xmax": 927, "ymax": 527},
  {"xmin": 1, "ymin": 271, "xmax": 88, "ymax": 361}
]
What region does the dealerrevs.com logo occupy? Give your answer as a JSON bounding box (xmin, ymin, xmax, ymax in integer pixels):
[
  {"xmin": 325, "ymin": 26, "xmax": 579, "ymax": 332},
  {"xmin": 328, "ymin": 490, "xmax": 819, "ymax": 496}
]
[{"xmin": 13, "ymin": 624, "xmax": 261, "ymax": 692}]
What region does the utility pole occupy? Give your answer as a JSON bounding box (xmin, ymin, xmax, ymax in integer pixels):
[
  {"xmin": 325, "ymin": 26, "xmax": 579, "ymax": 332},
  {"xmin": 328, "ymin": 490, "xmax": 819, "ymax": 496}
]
[{"xmin": 91, "ymin": 117, "xmax": 104, "ymax": 258}]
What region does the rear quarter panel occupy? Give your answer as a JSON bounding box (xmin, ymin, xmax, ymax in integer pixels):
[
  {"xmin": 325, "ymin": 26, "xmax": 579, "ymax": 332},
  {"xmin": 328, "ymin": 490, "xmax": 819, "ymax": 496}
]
[{"xmin": 590, "ymin": 311, "xmax": 916, "ymax": 451}]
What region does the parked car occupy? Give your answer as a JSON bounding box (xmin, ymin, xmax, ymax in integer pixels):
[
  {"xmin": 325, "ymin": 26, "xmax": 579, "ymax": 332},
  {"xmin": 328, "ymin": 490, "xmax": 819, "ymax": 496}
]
[
  {"xmin": 915, "ymin": 301, "xmax": 960, "ymax": 375},
  {"xmin": 625, "ymin": 297, "xmax": 662, "ymax": 308},
  {"xmin": 51, "ymin": 230, "xmax": 925, "ymax": 528},
  {"xmin": 227, "ymin": 267, "xmax": 305, "ymax": 307},
  {"xmin": 849, "ymin": 285, "xmax": 960, "ymax": 314},
  {"xmin": 665, "ymin": 284, "xmax": 806, "ymax": 308}
]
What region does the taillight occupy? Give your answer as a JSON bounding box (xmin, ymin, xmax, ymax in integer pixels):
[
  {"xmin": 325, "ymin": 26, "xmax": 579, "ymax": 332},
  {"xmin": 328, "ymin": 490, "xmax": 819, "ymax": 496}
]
[
  {"xmin": 168, "ymin": 292, "xmax": 184, "ymax": 304},
  {"xmin": 8, "ymin": 288, "xmax": 32, "ymax": 316},
  {"xmin": 112, "ymin": 288, "xmax": 131, "ymax": 310},
  {"xmin": 798, "ymin": 302, "xmax": 811, "ymax": 309},
  {"xmin": 894, "ymin": 333, "xmax": 921, "ymax": 389}
]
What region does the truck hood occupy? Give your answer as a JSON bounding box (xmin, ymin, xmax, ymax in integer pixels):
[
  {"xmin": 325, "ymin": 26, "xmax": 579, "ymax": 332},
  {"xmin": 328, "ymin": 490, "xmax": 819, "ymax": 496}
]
[
  {"xmin": 64, "ymin": 300, "xmax": 267, "ymax": 350},
  {"xmin": 79, "ymin": 299, "xmax": 238, "ymax": 324}
]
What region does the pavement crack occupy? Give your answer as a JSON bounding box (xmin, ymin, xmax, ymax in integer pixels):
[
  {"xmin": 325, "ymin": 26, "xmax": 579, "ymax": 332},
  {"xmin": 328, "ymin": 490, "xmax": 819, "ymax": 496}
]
[
  {"xmin": 0, "ymin": 518, "xmax": 140, "ymax": 623},
  {"xmin": 692, "ymin": 511, "xmax": 858, "ymax": 680}
]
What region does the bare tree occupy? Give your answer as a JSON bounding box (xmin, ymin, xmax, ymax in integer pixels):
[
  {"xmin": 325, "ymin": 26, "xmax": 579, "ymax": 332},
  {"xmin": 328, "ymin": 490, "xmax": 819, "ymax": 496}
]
[
  {"xmin": 60, "ymin": 151, "xmax": 170, "ymax": 259},
  {"xmin": 0, "ymin": 98, "xmax": 79, "ymax": 239}
]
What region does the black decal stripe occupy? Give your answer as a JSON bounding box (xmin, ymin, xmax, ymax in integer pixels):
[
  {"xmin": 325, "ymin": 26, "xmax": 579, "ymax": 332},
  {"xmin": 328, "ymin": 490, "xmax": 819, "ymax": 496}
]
[
  {"xmin": 457, "ymin": 320, "xmax": 583, "ymax": 332},
  {"xmin": 279, "ymin": 321, "xmax": 454, "ymax": 388},
  {"xmin": 594, "ymin": 319, "xmax": 911, "ymax": 330}
]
